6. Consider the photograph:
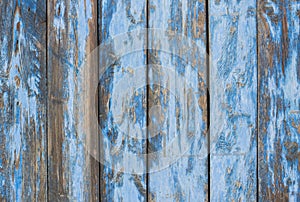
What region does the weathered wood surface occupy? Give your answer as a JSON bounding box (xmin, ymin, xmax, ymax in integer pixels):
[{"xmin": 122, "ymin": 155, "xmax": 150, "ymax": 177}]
[
  {"xmin": 98, "ymin": 0, "xmax": 147, "ymax": 201},
  {"xmin": 0, "ymin": 0, "xmax": 299, "ymax": 201},
  {"xmin": 209, "ymin": 0, "xmax": 257, "ymax": 201},
  {"xmin": 47, "ymin": 0, "xmax": 99, "ymax": 200},
  {"xmin": 0, "ymin": 0, "xmax": 47, "ymax": 201},
  {"xmin": 258, "ymin": 0, "xmax": 300, "ymax": 201},
  {"xmin": 147, "ymin": 0, "xmax": 208, "ymax": 201}
]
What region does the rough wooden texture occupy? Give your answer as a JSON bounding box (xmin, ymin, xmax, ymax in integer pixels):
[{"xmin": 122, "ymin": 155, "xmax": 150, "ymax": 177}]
[
  {"xmin": 47, "ymin": 0, "xmax": 99, "ymax": 200},
  {"xmin": 0, "ymin": 0, "xmax": 47, "ymax": 201},
  {"xmin": 148, "ymin": 0, "xmax": 208, "ymax": 201},
  {"xmin": 98, "ymin": 0, "xmax": 147, "ymax": 201},
  {"xmin": 258, "ymin": 0, "xmax": 300, "ymax": 200},
  {"xmin": 209, "ymin": 0, "xmax": 257, "ymax": 201},
  {"xmin": 1, "ymin": 0, "xmax": 300, "ymax": 200}
]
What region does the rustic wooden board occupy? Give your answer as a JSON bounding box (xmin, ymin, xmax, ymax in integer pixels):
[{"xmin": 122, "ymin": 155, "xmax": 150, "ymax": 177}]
[
  {"xmin": 147, "ymin": 0, "xmax": 208, "ymax": 201},
  {"xmin": 47, "ymin": 0, "xmax": 99, "ymax": 200},
  {"xmin": 258, "ymin": 0, "xmax": 300, "ymax": 200},
  {"xmin": 98, "ymin": 0, "xmax": 148, "ymax": 201},
  {"xmin": 1, "ymin": 0, "xmax": 300, "ymax": 200},
  {"xmin": 209, "ymin": 0, "xmax": 257, "ymax": 201},
  {"xmin": 0, "ymin": 0, "xmax": 47, "ymax": 201}
]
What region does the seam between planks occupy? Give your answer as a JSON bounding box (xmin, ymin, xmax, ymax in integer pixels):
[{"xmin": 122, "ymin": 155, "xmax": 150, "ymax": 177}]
[
  {"xmin": 94, "ymin": 0, "xmax": 100, "ymax": 200},
  {"xmin": 146, "ymin": 0, "xmax": 150, "ymax": 201},
  {"xmin": 256, "ymin": 0, "xmax": 259, "ymax": 200},
  {"xmin": 46, "ymin": 0, "xmax": 49, "ymax": 201},
  {"xmin": 98, "ymin": 0, "xmax": 105, "ymax": 201},
  {"xmin": 206, "ymin": 0, "xmax": 210, "ymax": 201}
]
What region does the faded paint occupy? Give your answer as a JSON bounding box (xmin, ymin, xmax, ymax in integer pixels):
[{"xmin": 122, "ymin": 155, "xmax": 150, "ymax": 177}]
[
  {"xmin": 258, "ymin": 0, "xmax": 300, "ymax": 201},
  {"xmin": 0, "ymin": 0, "xmax": 299, "ymax": 201},
  {"xmin": 0, "ymin": 0, "xmax": 47, "ymax": 200},
  {"xmin": 148, "ymin": 0, "xmax": 208, "ymax": 201},
  {"xmin": 48, "ymin": 0, "xmax": 99, "ymax": 201},
  {"xmin": 99, "ymin": 0, "xmax": 147, "ymax": 201},
  {"xmin": 210, "ymin": 0, "xmax": 257, "ymax": 201}
]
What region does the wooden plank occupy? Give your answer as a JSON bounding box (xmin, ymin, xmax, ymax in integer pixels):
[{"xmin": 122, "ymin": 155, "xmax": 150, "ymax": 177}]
[
  {"xmin": 47, "ymin": 0, "xmax": 99, "ymax": 200},
  {"xmin": 209, "ymin": 0, "xmax": 257, "ymax": 200},
  {"xmin": 98, "ymin": 0, "xmax": 147, "ymax": 201},
  {"xmin": 258, "ymin": 0, "xmax": 300, "ymax": 200},
  {"xmin": 147, "ymin": 0, "xmax": 208, "ymax": 201},
  {"xmin": 0, "ymin": 0, "xmax": 47, "ymax": 201}
]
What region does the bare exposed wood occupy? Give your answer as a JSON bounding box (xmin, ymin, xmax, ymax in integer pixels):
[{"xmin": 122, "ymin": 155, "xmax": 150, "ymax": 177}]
[
  {"xmin": 258, "ymin": 0, "xmax": 300, "ymax": 200},
  {"xmin": 1, "ymin": 0, "xmax": 299, "ymax": 200},
  {"xmin": 0, "ymin": 0, "xmax": 47, "ymax": 200},
  {"xmin": 47, "ymin": 0, "xmax": 99, "ymax": 200}
]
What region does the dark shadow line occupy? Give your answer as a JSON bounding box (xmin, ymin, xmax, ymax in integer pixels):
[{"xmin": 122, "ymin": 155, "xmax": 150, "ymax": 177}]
[
  {"xmin": 46, "ymin": 0, "xmax": 49, "ymax": 201},
  {"xmin": 98, "ymin": 0, "xmax": 102, "ymax": 201},
  {"xmin": 146, "ymin": 0, "xmax": 150, "ymax": 201},
  {"xmin": 206, "ymin": 0, "xmax": 210, "ymax": 201},
  {"xmin": 256, "ymin": 0, "xmax": 259, "ymax": 201}
]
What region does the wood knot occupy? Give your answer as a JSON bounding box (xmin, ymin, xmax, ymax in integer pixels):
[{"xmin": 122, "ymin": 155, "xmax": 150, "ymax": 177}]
[
  {"xmin": 16, "ymin": 22, "xmax": 21, "ymax": 32},
  {"xmin": 14, "ymin": 76, "xmax": 20, "ymax": 87}
]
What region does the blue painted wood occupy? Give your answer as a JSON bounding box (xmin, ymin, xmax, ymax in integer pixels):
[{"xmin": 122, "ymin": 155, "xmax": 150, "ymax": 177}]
[
  {"xmin": 1, "ymin": 0, "xmax": 299, "ymax": 200},
  {"xmin": 209, "ymin": 0, "xmax": 257, "ymax": 200},
  {"xmin": 147, "ymin": 0, "xmax": 208, "ymax": 201},
  {"xmin": 0, "ymin": 0, "xmax": 47, "ymax": 200},
  {"xmin": 258, "ymin": 0, "xmax": 300, "ymax": 200},
  {"xmin": 98, "ymin": 0, "xmax": 147, "ymax": 201},
  {"xmin": 47, "ymin": 0, "xmax": 99, "ymax": 200}
]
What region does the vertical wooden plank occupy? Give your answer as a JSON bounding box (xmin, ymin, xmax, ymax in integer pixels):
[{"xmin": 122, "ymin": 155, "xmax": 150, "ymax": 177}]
[
  {"xmin": 98, "ymin": 0, "xmax": 147, "ymax": 201},
  {"xmin": 258, "ymin": 0, "xmax": 300, "ymax": 200},
  {"xmin": 209, "ymin": 0, "xmax": 257, "ymax": 200},
  {"xmin": 47, "ymin": 0, "xmax": 99, "ymax": 200},
  {"xmin": 148, "ymin": 0, "xmax": 208, "ymax": 201},
  {"xmin": 0, "ymin": 0, "xmax": 47, "ymax": 201},
  {"xmin": 81, "ymin": 0, "xmax": 100, "ymax": 200}
]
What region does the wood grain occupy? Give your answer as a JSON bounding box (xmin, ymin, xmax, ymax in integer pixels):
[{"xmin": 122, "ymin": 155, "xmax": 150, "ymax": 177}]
[
  {"xmin": 98, "ymin": 0, "xmax": 147, "ymax": 201},
  {"xmin": 1, "ymin": 0, "xmax": 299, "ymax": 200},
  {"xmin": 147, "ymin": 0, "xmax": 208, "ymax": 201},
  {"xmin": 209, "ymin": 0, "xmax": 257, "ymax": 201},
  {"xmin": 0, "ymin": 0, "xmax": 47, "ymax": 201},
  {"xmin": 258, "ymin": 0, "xmax": 300, "ymax": 200},
  {"xmin": 47, "ymin": 0, "xmax": 99, "ymax": 200}
]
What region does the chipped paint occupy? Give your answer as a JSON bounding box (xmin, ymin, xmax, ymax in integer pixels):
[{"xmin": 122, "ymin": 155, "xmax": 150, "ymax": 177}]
[
  {"xmin": 210, "ymin": 0, "xmax": 257, "ymax": 201},
  {"xmin": 0, "ymin": 0, "xmax": 47, "ymax": 200},
  {"xmin": 99, "ymin": 0, "xmax": 147, "ymax": 201},
  {"xmin": 258, "ymin": 0, "xmax": 300, "ymax": 201},
  {"xmin": 148, "ymin": 0, "xmax": 208, "ymax": 201},
  {"xmin": 0, "ymin": 0, "xmax": 299, "ymax": 200},
  {"xmin": 48, "ymin": 0, "xmax": 98, "ymax": 200}
]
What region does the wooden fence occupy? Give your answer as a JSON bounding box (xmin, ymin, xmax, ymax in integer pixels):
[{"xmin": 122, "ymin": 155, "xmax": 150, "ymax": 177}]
[{"xmin": 0, "ymin": 0, "xmax": 299, "ymax": 201}]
